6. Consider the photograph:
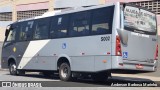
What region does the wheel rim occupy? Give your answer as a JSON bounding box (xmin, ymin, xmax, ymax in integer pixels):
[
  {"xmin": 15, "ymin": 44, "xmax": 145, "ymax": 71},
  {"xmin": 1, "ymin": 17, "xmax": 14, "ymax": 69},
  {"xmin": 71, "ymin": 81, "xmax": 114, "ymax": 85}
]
[
  {"xmin": 61, "ymin": 65, "xmax": 68, "ymax": 78},
  {"xmin": 11, "ymin": 64, "xmax": 16, "ymax": 73}
]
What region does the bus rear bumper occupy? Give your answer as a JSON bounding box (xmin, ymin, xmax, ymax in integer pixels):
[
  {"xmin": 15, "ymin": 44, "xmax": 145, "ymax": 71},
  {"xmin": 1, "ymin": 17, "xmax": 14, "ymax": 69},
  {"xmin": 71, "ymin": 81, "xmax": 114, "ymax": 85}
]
[{"xmin": 111, "ymin": 56, "xmax": 158, "ymax": 72}]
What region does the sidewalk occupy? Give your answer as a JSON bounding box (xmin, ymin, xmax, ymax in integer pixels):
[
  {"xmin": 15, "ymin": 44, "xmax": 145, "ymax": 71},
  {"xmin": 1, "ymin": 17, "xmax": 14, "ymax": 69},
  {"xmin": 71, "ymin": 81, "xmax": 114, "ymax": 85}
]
[{"xmin": 112, "ymin": 73, "xmax": 160, "ymax": 81}]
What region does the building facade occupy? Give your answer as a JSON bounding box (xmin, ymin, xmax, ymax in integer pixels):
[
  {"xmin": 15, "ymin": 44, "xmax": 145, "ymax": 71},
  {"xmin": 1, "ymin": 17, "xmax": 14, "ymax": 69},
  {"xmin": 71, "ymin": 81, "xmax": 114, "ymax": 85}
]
[{"xmin": 0, "ymin": 0, "xmax": 160, "ymax": 42}]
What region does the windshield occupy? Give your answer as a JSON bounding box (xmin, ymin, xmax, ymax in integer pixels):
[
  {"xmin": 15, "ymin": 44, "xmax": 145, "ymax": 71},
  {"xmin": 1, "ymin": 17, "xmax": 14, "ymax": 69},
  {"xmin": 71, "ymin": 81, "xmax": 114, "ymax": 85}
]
[
  {"xmin": 6, "ymin": 29, "xmax": 16, "ymax": 41},
  {"xmin": 5, "ymin": 24, "xmax": 17, "ymax": 42},
  {"xmin": 123, "ymin": 5, "xmax": 157, "ymax": 34}
]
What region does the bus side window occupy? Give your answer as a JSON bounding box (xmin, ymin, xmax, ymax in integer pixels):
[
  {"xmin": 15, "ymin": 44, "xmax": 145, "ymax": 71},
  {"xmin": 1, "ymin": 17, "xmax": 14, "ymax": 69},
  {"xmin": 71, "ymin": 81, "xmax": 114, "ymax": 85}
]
[
  {"xmin": 19, "ymin": 21, "xmax": 34, "ymax": 41},
  {"xmin": 33, "ymin": 18, "xmax": 50, "ymax": 40},
  {"xmin": 91, "ymin": 6, "xmax": 114, "ymax": 35},
  {"xmin": 50, "ymin": 15, "xmax": 69, "ymax": 38},
  {"xmin": 69, "ymin": 11, "xmax": 90, "ymax": 37}
]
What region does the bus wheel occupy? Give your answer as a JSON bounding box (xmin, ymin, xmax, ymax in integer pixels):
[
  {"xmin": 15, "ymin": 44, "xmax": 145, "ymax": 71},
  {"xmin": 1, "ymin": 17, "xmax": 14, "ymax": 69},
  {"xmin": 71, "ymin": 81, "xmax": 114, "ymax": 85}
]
[
  {"xmin": 9, "ymin": 62, "xmax": 17, "ymax": 75},
  {"xmin": 59, "ymin": 63, "xmax": 72, "ymax": 81}
]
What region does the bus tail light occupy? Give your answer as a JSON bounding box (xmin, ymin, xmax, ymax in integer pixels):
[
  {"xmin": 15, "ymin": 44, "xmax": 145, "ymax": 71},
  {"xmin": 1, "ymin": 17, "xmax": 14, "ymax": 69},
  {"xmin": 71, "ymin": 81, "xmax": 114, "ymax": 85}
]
[
  {"xmin": 116, "ymin": 35, "xmax": 122, "ymax": 56},
  {"xmin": 155, "ymin": 44, "xmax": 158, "ymax": 60}
]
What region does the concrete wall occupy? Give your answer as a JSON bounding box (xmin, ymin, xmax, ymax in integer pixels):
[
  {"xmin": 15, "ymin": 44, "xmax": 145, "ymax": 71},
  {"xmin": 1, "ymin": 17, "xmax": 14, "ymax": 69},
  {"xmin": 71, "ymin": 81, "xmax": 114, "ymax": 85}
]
[
  {"xmin": 0, "ymin": 27, "xmax": 5, "ymax": 42},
  {"xmin": 16, "ymin": 1, "xmax": 49, "ymax": 11},
  {"xmin": 157, "ymin": 15, "xmax": 160, "ymax": 35},
  {"xmin": 54, "ymin": 0, "xmax": 100, "ymax": 8},
  {"xmin": 0, "ymin": 4, "xmax": 12, "ymax": 13},
  {"xmin": 158, "ymin": 25, "xmax": 160, "ymax": 35},
  {"xmin": 0, "ymin": 21, "xmax": 13, "ymax": 42},
  {"xmin": 16, "ymin": 0, "xmax": 49, "ymax": 5},
  {"xmin": 0, "ymin": 21, "xmax": 13, "ymax": 28}
]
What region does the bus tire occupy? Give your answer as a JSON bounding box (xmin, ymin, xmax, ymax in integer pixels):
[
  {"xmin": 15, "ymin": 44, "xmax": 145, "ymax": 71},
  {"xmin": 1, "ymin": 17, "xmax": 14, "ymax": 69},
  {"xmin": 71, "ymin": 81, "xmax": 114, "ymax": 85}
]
[
  {"xmin": 9, "ymin": 62, "xmax": 17, "ymax": 75},
  {"xmin": 59, "ymin": 62, "xmax": 72, "ymax": 81}
]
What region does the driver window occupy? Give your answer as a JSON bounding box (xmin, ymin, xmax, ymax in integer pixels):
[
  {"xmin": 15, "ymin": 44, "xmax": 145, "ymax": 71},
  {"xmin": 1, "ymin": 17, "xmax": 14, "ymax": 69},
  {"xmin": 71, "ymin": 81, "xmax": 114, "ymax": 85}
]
[
  {"xmin": 6, "ymin": 28, "xmax": 17, "ymax": 42},
  {"xmin": 6, "ymin": 25, "xmax": 18, "ymax": 42}
]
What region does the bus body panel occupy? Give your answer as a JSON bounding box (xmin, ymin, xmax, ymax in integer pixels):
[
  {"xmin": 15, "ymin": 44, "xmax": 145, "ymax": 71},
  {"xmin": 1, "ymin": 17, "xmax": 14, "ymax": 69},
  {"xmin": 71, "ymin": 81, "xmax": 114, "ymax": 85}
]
[
  {"xmin": 16, "ymin": 34, "xmax": 112, "ymax": 72},
  {"xmin": 111, "ymin": 2, "xmax": 120, "ymax": 57},
  {"xmin": 94, "ymin": 56, "xmax": 112, "ymax": 72},
  {"xmin": 122, "ymin": 31, "xmax": 157, "ymax": 62},
  {"xmin": 111, "ymin": 3, "xmax": 158, "ymax": 71},
  {"xmin": 120, "ymin": 4, "xmax": 158, "ymax": 62},
  {"xmin": 111, "ymin": 56, "xmax": 158, "ymax": 71},
  {"xmin": 1, "ymin": 41, "xmax": 30, "ymax": 69}
]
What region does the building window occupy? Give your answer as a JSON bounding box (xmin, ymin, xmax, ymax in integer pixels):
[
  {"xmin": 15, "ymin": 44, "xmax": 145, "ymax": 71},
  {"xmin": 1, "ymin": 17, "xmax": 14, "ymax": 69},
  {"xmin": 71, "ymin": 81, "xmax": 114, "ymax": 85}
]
[
  {"xmin": 0, "ymin": 12, "xmax": 12, "ymax": 21},
  {"xmin": 17, "ymin": 9, "xmax": 48, "ymax": 20},
  {"xmin": 133, "ymin": 0, "xmax": 160, "ymax": 14}
]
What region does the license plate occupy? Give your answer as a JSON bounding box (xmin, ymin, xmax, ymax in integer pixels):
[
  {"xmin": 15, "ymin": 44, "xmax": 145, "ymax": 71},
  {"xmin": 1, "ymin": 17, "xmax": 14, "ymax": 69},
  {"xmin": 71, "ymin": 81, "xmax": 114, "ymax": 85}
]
[{"xmin": 136, "ymin": 64, "xmax": 143, "ymax": 69}]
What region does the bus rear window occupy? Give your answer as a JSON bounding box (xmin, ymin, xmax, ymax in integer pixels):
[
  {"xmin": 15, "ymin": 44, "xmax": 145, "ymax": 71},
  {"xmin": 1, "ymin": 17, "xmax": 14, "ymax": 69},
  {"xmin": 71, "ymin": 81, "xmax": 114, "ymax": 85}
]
[{"xmin": 123, "ymin": 5, "xmax": 157, "ymax": 35}]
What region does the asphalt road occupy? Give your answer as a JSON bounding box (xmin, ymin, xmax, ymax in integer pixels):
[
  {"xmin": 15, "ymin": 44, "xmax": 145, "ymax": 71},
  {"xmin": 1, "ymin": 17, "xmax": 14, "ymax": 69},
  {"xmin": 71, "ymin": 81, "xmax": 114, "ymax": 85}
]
[{"xmin": 0, "ymin": 70, "xmax": 159, "ymax": 88}]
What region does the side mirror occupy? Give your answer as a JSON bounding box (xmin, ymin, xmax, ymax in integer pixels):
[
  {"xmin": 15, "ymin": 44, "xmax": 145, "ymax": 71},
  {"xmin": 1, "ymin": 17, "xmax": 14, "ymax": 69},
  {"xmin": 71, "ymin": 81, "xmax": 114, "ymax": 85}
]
[
  {"xmin": 5, "ymin": 25, "xmax": 12, "ymax": 37},
  {"xmin": 5, "ymin": 29, "xmax": 9, "ymax": 37}
]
